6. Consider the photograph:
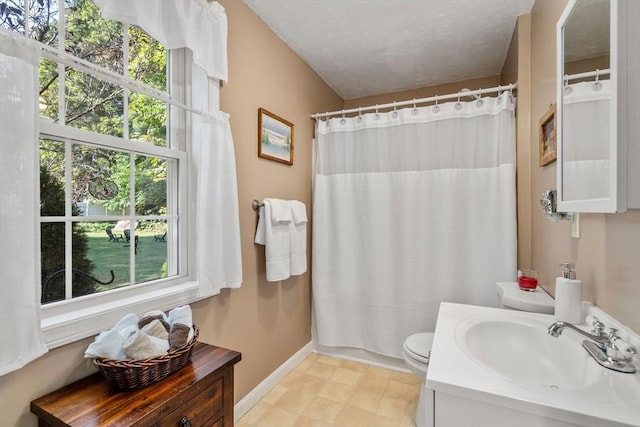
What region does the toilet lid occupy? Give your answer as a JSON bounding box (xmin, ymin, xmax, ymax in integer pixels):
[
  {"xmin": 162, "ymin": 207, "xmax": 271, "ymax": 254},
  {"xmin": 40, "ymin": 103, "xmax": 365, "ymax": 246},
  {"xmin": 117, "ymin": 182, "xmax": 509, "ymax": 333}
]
[{"xmin": 404, "ymin": 332, "xmax": 434, "ymax": 363}]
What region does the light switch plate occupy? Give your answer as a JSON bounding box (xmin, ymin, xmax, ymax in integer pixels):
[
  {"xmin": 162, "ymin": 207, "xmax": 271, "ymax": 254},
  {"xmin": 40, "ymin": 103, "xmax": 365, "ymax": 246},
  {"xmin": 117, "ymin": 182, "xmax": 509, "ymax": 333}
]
[{"xmin": 571, "ymin": 213, "xmax": 580, "ymax": 239}]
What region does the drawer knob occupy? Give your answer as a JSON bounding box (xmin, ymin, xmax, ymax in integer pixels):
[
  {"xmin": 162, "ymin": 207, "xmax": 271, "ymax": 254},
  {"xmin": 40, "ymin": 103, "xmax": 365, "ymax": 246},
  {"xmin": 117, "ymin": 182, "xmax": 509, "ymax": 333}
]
[{"xmin": 180, "ymin": 417, "xmax": 192, "ymax": 427}]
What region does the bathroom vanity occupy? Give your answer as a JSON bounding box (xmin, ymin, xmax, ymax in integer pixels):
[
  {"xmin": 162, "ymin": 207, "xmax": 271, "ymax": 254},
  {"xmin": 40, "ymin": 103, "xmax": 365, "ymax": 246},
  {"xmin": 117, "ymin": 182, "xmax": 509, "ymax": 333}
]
[
  {"xmin": 426, "ymin": 303, "xmax": 640, "ymax": 427},
  {"xmin": 30, "ymin": 343, "xmax": 241, "ymax": 426}
]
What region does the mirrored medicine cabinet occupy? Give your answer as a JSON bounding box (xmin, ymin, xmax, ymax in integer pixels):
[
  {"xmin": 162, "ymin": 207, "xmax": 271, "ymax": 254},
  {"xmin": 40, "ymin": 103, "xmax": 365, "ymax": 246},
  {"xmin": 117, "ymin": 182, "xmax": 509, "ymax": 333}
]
[{"xmin": 556, "ymin": 0, "xmax": 639, "ymax": 213}]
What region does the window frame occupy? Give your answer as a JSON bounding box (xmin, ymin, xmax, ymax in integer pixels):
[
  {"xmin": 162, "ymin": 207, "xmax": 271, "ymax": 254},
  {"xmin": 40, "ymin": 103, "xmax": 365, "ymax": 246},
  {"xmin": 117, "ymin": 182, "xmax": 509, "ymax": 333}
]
[{"xmin": 19, "ymin": 3, "xmax": 208, "ymax": 349}]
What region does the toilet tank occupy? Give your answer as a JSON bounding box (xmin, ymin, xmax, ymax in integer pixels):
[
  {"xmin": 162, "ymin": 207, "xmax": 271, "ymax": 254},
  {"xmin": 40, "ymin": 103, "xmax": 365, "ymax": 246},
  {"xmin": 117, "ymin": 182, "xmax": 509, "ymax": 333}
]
[{"xmin": 496, "ymin": 282, "xmax": 554, "ymax": 314}]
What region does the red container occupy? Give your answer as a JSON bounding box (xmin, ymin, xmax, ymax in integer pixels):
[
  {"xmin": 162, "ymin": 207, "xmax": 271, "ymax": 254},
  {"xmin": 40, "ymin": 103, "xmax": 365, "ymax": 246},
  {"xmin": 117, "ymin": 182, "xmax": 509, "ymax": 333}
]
[{"xmin": 518, "ymin": 276, "xmax": 538, "ymax": 291}]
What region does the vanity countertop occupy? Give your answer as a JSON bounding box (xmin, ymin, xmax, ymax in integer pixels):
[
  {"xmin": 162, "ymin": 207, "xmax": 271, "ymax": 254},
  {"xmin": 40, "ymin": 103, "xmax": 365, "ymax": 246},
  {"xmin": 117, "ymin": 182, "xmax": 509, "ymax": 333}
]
[{"xmin": 426, "ymin": 302, "xmax": 640, "ymax": 427}]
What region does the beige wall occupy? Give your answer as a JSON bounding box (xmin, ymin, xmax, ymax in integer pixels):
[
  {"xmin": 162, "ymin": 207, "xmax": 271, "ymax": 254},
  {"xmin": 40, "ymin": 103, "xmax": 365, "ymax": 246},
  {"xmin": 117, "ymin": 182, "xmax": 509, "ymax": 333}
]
[
  {"xmin": 216, "ymin": 0, "xmax": 342, "ymax": 402},
  {"xmin": 525, "ymin": 0, "xmax": 640, "ymax": 332},
  {"xmin": 0, "ymin": 1, "xmax": 342, "ymax": 425}
]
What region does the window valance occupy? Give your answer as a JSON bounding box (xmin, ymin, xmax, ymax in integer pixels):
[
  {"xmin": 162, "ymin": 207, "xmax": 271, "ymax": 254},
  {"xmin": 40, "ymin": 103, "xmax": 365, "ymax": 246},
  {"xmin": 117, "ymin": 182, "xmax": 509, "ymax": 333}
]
[{"xmin": 94, "ymin": 0, "xmax": 228, "ymax": 82}]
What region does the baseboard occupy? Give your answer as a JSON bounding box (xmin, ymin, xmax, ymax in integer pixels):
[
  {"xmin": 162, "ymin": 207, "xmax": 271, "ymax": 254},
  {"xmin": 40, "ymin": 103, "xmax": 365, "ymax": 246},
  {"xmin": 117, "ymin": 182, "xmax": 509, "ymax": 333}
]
[{"xmin": 234, "ymin": 341, "xmax": 313, "ymax": 423}]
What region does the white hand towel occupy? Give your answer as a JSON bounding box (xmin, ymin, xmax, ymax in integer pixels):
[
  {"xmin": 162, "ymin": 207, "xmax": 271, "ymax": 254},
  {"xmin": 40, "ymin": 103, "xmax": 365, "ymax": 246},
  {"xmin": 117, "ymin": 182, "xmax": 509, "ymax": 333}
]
[
  {"xmin": 122, "ymin": 326, "xmax": 170, "ymax": 360},
  {"xmin": 113, "ymin": 312, "xmax": 140, "ymax": 332},
  {"xmin": 288, "ymin": 200, "xmax": 307, "ymax": 276},
  {"xmin": 84, "ymin": 328, "xmax": 127, "ymax": 360},
  {"xmin": 267, "ymin": 198, "xmax": 293, "ymax": 224},
  {"xmin": 84, "ymin": 312, "xmax": 139, "ymax": 359},
  {"xmin": 254, "ymin": 200, "xmax": 291, "ymax": 282}
]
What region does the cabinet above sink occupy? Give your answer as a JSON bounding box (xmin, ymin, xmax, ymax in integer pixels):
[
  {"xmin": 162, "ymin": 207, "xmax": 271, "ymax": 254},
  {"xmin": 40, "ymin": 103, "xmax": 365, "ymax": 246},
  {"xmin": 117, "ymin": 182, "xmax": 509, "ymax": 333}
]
[{"xmin": 556, "ymin": 0, "xmax": 640, "ymax": 213}]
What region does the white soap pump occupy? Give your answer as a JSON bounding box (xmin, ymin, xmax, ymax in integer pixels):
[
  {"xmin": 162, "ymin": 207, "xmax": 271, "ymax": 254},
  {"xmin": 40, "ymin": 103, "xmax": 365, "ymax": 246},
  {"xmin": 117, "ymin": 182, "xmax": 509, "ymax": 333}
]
[{"xmin": 554, "ymin": 263, "xmax": 583, "ymax": 324}]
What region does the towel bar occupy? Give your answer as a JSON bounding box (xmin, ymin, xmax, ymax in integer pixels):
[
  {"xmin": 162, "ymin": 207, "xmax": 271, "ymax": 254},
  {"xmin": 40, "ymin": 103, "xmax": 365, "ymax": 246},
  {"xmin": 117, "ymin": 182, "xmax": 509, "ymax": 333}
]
[{"xmin": 252, "ymin": 199, "xmax": 264, "ymax": 210}]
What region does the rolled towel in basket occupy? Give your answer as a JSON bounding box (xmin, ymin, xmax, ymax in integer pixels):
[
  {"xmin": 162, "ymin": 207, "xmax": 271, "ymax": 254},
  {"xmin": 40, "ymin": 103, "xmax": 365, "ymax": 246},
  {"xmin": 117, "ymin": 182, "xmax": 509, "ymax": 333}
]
[
  {"xmin": 84, "ymin": 328, "xmax": 127, "ymax": 360},
  {"xmin": 168, "ymin": 305, "xmax": 194, "ymax": 350},
  {"xmin": 141, "ymin": 318, "xmax": 169, "ymax": 341},
  {"xmin": 84, "ymin": 312, "xmax": 139, "ymax": 359},
  {"xmin": 138, "ymin": 309, "xmax": 170, "ymax": 331},
  {"xmin": 122, "ymin": 326, "xmax": 170, "ymax": 360}
]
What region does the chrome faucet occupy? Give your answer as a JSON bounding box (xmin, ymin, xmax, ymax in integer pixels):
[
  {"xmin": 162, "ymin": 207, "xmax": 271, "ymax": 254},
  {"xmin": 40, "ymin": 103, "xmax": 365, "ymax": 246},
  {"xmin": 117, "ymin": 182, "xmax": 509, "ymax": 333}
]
[
  {"xmin": 548, "ymin": 319, "xmax": 637, "ymax": 374},
  {"xmin": 548, "ymin": 321, "xmax": 610, "ymax": 345}
]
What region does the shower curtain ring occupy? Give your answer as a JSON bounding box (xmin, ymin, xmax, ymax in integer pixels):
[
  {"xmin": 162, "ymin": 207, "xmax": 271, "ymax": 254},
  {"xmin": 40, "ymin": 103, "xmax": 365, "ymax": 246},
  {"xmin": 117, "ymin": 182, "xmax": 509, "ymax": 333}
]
[
  {"xmin": 433, "ymin": 95, "xmax": 440, "ymax": 113},
  {"xmin": 593, "ymin": 69, "xmax": 603, "ymax": 91},
  {"xmin": 476, "ymin": 89, "xmax": 484, "ymax": 107}
]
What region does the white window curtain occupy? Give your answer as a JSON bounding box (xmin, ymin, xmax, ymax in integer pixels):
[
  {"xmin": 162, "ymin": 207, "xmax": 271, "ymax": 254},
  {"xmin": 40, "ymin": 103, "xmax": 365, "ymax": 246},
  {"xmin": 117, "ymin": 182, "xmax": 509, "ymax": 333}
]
[
  {"xmin": 94, "ymin": 0, "xmax": 228, "ymax": 82},
  {"xmin": 94, "ymin": 0, "xmax": 242, "ymax": 295},
  {"xmin": 0, "ymin": 31, "xmax": 48, "ymax": 376},
  {"xmin": 312, "ymin": 93, "xmax": 517, "ymax": 358},
  {"xmin": 194, "ymin": 111, "xmax": 242, "ymax": 297},
  {"xmin": 562, "ymin": 80, "xmax": 611, "ymax": 201}
]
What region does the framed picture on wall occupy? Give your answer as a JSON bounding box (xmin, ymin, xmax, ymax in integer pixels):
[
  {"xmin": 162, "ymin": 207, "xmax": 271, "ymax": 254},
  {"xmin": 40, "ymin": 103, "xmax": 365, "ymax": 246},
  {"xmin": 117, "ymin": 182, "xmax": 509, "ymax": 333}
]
[
  {"xmin": 539, "ymin": 103, "xmax": 557, "ymax": 166},
  {"xmin": 258, "ymin": 108, "xmax": 294, "ymax": 165}
]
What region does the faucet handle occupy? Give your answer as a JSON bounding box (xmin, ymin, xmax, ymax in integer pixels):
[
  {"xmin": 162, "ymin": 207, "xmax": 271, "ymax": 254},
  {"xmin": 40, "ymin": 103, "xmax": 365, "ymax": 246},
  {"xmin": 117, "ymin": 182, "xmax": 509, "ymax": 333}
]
[
  {"xmin": 605, "ymin": 328, "xmax": 638, "ymax": 362},
  {"xmin": 586, "ymin": 315, "xmax": 606, "ymax": 335}
]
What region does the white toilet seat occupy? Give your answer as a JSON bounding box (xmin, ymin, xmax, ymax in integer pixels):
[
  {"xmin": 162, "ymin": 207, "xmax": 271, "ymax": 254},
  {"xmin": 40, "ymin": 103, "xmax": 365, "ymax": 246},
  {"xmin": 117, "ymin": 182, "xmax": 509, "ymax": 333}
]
[{"xmin": 403, "ymin": 332, "xmax": 434, "ymax": 365}]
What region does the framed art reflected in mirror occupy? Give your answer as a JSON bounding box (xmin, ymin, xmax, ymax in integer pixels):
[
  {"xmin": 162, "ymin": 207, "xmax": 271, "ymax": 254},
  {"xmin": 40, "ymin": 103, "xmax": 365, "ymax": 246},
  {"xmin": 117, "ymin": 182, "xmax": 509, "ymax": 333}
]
[{"xmin": 539, "ymin": 103, "xmax": 557, "ymax": 167}]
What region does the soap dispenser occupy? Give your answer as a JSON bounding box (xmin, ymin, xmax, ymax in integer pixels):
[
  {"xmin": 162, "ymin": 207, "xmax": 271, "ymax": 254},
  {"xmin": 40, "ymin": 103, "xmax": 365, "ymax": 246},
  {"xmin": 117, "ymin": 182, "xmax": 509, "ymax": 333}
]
[{"xmin": 554, "ymin": 263, "xmax": 583, "ymax": 324}]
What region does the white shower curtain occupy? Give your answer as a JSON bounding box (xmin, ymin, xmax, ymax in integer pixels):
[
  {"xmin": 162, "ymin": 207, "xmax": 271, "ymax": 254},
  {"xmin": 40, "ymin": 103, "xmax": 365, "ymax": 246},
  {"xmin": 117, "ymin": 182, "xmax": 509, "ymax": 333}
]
[
  {"xmin": 562, "ymin": 80, "xmax": 611, "ymax": 201},
  {"xmin": 312, "ymin": 93, "xmax": 517, "ymax": 358}
]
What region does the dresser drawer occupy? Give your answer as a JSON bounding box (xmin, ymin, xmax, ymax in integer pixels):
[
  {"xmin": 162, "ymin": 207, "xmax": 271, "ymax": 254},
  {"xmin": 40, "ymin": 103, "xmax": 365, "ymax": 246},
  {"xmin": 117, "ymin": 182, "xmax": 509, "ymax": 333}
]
[{"xmin": 155, "ymin": 377, "xmax": 223, "ymax": 426}]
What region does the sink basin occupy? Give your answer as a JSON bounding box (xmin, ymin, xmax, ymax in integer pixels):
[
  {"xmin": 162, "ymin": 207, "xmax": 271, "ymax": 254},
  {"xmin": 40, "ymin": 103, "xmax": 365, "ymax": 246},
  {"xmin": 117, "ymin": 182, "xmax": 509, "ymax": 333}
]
[
  {"xmin": 428, "ymin": 303, "xmax": 640, "ymax": 427},
  {"xmin": 456, "ymin": 315, "xmax": 604, "ymax": 390}
]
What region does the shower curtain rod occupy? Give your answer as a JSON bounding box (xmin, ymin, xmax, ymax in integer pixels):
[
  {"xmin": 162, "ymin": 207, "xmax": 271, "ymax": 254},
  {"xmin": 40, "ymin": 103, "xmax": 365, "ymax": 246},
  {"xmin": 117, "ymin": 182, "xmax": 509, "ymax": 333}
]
[
  {"xmin": 564, "ymin": 68, "xmax": 610, "ymax": 82},
  {"xmin": 310, "ymin": 82, "xmax": 517, "ymax": 120}
]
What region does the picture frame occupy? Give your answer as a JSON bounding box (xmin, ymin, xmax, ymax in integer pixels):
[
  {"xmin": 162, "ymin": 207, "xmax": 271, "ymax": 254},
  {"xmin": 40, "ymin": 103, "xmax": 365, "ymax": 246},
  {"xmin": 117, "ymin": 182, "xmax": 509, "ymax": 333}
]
[
  {"xmin": 258, "ymin": 108, "xmax": 294, "ymax": 165},
  {"xmin": 539, "ymin": 103, "xmax": 557, "ymax": 166}
]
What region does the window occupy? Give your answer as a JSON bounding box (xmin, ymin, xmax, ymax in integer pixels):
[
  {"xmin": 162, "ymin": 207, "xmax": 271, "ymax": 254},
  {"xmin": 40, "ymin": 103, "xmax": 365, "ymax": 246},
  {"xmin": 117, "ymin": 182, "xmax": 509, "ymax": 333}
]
[{"xmin": 3, "ymin": 0, "xmax": 200, "ymax": 347}]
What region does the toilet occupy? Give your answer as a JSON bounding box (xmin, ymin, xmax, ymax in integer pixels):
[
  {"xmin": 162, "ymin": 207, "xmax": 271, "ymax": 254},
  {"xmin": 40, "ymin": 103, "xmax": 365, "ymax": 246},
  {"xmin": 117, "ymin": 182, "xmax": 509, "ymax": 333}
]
[
  {"xmin": 402, "ymin": 281, "xmax": 554, "ymax": 427},
  {"xmin": 495, "ymin": 281, "xmax": 554, "ymax": 314},
  {"xmin": 401, "ymin": 332, "xmax": 434, "ymax": 427}
]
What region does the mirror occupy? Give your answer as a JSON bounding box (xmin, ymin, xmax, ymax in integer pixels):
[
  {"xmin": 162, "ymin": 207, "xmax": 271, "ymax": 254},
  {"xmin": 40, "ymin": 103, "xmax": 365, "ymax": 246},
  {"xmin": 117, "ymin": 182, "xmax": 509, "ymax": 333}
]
[{"xmin": 557, "ymin": 0, "xmax": 617, "ymax": 212}]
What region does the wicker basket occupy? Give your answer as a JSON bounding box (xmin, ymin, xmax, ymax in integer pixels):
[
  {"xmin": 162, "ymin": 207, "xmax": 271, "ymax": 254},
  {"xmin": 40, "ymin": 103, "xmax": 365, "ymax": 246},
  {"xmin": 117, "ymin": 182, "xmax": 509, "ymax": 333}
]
[{"xmin": 94, "ymin": 325, "xmax": 199, "ymax": 390}]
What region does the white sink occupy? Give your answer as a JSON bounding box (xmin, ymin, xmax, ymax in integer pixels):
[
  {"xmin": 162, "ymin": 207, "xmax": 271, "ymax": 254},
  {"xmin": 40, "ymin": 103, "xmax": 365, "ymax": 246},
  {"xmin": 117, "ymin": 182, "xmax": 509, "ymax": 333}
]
[
  {"xmin": 426, "ymin": 303, "xmax": 640, "ymax": 427},
  {"xmin": 455, "ymin": 315, "xmax": 600, "ymax": 390}
]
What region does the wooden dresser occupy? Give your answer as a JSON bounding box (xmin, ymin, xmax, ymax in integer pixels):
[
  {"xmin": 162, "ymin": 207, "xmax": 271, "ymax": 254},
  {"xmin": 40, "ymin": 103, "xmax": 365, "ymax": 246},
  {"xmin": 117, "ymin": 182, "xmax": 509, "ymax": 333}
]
[{"xmin": 31, "ymin": 343, "xmax": 241, "ymax": 426}]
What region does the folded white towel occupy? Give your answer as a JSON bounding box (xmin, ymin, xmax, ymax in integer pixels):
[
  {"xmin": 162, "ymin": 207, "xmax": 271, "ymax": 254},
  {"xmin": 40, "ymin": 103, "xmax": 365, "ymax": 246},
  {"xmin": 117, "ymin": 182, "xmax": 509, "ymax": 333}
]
[
  {"xmin": 254, "ymin": 200, "xmax": 291, "ymax": 281},
  {"xmin": 289, "ymin": 200, "xmax": 307, "ymax": 225},
  {"xmin": 266, "ymin": 198, "xmax": 293, "ymax": 224},
  {"xmin": 168, "ymin": 305, "xmax": 194, "ymax": 349},
  {"xmin": 288, "ymin": 200, "xmax": 307, "ymax": 276},
  {"xmin": 122, "ymin": 326, "xmax": 170, "ymax": 360},
  {"xmin": 84, "ymin": 328, "xmax": 127, "ymax": 360},
  {"xmin": 84, "ymin": 312, "xmax": 139, "ymax": 359},
  {"xmin": 113, "ymin": 313, "xmax": 140, "ymax": 332}
]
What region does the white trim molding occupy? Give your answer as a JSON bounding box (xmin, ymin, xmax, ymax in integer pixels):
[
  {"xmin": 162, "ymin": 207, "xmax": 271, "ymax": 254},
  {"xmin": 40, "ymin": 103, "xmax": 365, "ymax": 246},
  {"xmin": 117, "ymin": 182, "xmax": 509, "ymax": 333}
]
[{"xmin": 234, "ymin": 342, "xmax": 313, "ymax": 423}]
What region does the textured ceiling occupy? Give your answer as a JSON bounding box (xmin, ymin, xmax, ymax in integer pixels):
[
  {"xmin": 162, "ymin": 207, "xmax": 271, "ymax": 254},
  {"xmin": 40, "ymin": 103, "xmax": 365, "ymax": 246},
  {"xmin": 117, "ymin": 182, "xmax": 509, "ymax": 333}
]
[{"xmin": 243, "ymin": 0, "xmax": 534, "ymax": 99}]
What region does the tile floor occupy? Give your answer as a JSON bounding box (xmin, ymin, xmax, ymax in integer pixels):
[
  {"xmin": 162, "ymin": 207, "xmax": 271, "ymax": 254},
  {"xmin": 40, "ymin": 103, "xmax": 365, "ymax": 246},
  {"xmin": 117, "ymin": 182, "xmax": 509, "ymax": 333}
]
[{"xmin": 236, "ymin": 353, "xmax": 421, "ymax": 427}]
